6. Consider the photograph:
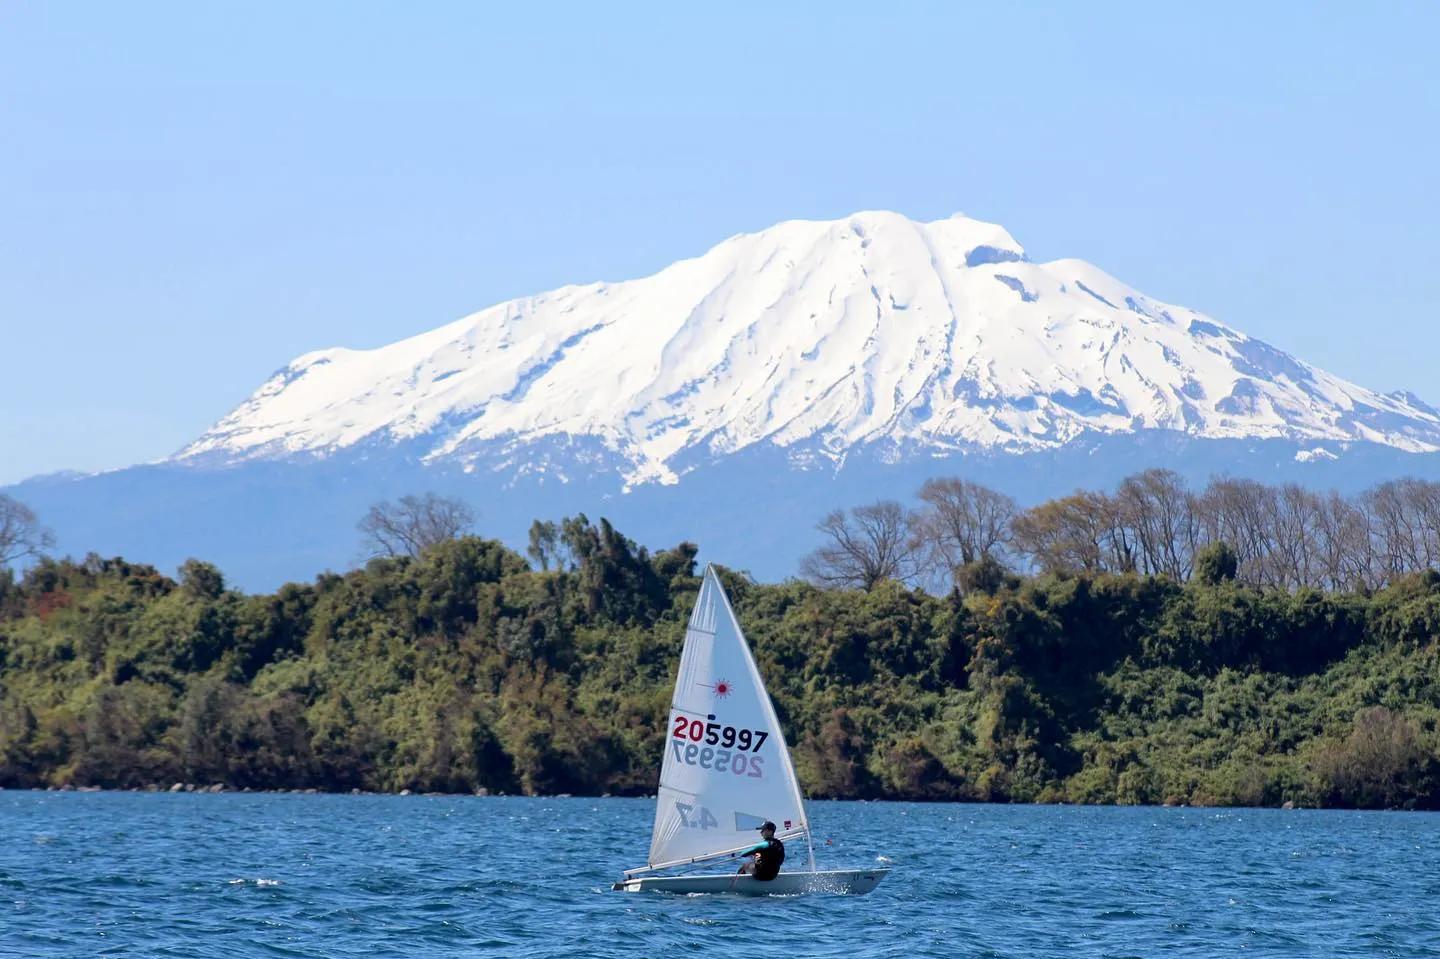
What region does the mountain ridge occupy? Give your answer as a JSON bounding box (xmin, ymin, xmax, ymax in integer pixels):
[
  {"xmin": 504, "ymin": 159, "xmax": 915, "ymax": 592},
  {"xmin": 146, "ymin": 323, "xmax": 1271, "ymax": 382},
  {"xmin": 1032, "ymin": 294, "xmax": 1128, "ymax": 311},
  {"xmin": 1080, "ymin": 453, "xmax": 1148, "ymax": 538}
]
[{"xmin": 175, "ymin": 211, "xmax": 1440, "ymax": 487}]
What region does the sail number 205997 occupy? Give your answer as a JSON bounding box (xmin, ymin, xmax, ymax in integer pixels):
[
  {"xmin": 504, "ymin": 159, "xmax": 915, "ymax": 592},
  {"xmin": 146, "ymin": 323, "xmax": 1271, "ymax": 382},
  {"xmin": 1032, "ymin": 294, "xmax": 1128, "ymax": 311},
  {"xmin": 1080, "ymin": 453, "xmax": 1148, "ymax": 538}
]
[{"xmin": 671, "ymin": 714, "xmax": 768, "ymax": 752}]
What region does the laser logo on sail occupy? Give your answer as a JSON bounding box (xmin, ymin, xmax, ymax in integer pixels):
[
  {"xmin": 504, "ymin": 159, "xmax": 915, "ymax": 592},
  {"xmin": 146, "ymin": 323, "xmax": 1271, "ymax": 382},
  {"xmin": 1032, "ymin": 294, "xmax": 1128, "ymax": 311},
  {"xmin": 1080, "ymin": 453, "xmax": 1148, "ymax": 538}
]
[{"xmin": 698, "ymin": 678, "xmax": 732, "ymax": 698}]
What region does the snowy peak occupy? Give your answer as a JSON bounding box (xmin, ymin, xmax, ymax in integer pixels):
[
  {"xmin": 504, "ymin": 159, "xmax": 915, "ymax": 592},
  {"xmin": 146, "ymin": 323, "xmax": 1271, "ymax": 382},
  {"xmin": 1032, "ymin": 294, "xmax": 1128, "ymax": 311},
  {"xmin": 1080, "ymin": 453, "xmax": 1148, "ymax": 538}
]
[{"xmin": 178, "ymin": 212, "xmax": 1440, "ymax": 483}]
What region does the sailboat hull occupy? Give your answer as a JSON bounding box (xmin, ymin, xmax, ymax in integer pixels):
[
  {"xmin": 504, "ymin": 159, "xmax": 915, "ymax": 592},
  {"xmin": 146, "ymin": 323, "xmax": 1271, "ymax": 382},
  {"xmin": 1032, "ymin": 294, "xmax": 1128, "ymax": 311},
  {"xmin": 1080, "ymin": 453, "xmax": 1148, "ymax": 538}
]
[{"xmin": 613, "ymin": 868, "xmax": 888, "ymax": 896}]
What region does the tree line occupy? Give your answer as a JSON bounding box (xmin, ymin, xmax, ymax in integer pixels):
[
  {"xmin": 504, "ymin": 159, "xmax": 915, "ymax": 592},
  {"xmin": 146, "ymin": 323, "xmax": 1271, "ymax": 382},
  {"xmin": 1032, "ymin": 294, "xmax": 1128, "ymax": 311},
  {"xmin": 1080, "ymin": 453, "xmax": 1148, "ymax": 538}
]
[
  {"xmin": 1, "ymin": 493, "xmax": 1437, "ymax": 810},
  {"xmin": 804, "ymin": 471, "xmax": 1440, "ymax": 594}
]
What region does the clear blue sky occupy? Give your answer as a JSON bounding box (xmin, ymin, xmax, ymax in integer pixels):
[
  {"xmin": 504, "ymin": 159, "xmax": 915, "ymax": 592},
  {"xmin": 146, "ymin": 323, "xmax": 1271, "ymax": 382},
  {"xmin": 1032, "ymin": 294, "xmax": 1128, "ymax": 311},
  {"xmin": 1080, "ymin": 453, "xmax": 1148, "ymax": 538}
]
[{"xmin": 3, "ymin": 2, "xmax": 1437, "ymax": 484}]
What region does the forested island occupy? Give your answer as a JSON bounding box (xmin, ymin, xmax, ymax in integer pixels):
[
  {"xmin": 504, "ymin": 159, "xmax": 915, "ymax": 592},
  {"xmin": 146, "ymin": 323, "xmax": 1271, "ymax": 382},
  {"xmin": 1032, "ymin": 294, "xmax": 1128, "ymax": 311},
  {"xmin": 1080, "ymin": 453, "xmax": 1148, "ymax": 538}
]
[{"xmin": 1, "ymin": 470, "xmax": 1438, "ymax": 809}]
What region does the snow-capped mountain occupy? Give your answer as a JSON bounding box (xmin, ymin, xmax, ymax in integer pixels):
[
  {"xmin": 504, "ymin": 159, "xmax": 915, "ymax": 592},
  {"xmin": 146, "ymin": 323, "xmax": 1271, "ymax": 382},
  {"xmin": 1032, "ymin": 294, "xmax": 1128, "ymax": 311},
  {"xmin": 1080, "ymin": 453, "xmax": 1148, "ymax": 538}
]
[
  {"xmin": 178, "ymin": 211, "xmax": 1440, "ymax": 485},
  {"xmin": 15, "ymin": 210, "xmax": 1440, "ymax": 591}
]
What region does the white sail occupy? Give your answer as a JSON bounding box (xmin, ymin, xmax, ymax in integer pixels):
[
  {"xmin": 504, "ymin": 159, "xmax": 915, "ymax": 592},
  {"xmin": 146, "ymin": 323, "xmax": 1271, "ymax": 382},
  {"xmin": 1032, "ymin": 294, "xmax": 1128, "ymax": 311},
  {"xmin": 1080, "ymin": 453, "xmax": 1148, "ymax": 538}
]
[{"xmin": 644, "ymin": 566, "xmax": 809, "ymax": 871}]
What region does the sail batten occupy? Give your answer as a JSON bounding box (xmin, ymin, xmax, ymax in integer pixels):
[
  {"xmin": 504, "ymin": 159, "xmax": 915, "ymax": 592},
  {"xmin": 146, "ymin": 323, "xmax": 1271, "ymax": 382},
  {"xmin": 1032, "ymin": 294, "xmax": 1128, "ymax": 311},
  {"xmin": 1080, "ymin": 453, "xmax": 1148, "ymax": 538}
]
[{"xmin": 644, "ymin": 567, "xmax": 809, "ymax": 869}]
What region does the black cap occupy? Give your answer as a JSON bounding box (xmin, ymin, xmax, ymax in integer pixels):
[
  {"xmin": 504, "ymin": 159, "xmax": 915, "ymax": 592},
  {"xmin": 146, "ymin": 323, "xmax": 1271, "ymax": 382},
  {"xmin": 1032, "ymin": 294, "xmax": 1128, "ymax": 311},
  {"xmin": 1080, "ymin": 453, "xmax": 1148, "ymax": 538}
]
[{"xmin": 761, "ymin": 821, "xmax": 777, "ymax": 831}]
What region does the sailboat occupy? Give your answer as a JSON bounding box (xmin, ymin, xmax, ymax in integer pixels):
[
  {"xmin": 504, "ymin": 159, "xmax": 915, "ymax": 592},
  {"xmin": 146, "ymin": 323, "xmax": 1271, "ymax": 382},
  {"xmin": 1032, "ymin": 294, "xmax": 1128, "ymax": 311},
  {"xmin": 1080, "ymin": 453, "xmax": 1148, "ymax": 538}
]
[{"xmin": 613, "ymin": 566, "xmax": 889, "ymax": 895}]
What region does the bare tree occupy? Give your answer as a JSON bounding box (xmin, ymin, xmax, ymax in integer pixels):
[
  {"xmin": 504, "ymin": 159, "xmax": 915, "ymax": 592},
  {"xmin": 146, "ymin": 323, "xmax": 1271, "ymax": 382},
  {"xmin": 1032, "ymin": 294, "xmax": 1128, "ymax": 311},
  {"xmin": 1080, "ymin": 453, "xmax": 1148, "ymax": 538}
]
[
  {"xmin": 358, "ymin": 493, "xmax": 476, "ymax": 558},
  {"xmin": 1116, "ymin": 469, "xmax": 1200, "ymax": 580},
  {"xmin": 800, "ymin": 501, "xmax": 920, "ymax": 590},
  {"xmin": 1261, "ymin": 484, "xmax": 1324, "ymax": 590},
  {"xmin": 1011, "ymin": 491, "xmax": 1126, "ymax": 575},
  {"xmin": 914, "ymin": 478, "xmax": 1017, "ymax": 585},
  {"xmin": 1314, "ymin": 490, "xmax": 1375, "ymax": 591},
  {"xmin": 1195, "ymin": 478, "xmax": 1276, "ymax": 586},
  {"xmin": 995, "ymin": 471, "xmax": 1440, "ymax": 590},
  {"xmin": 1412, "ymin": 479, "xmax": 1440, "ymax": 568},
  {"xmin": 1364, "ymin": 478, "xmax": 1440, "ymax": 582},
  {"xmin": 0, "ymin": 494, "xmax": 54, "ymax": 566},
  {"xmin": 1365, "ymin": 480, "xmax": 1413, "ymax": 581}
]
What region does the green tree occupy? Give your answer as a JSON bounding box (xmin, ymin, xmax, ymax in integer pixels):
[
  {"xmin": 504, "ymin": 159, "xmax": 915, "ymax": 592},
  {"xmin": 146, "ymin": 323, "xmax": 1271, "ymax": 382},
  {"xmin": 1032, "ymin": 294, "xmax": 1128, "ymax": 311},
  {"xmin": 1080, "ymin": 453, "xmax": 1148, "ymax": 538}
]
[
  {"xmin": 179, "ymin": 559, "xmax": 225, "ymax": 600},
  {"xmin": 1194, "ymin": 541, "xmax": 1239, "ymax": 586}
]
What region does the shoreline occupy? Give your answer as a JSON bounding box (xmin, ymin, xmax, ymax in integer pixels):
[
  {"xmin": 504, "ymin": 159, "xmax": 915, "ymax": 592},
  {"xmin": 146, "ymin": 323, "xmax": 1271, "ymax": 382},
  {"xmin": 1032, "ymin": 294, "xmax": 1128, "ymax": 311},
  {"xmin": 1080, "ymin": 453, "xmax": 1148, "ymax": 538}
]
[{"xmin": 4, "ymin": 783, "xmax": 1434, "ymax": 813}]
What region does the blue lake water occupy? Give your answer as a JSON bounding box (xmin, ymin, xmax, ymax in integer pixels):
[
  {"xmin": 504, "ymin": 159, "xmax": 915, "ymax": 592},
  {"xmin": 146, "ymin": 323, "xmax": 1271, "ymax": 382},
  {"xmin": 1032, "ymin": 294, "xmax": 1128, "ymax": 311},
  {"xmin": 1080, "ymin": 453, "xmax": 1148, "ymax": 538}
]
[{"xmin": 2, "ymin": 791, "xmax": 1437, "ymax": 958}]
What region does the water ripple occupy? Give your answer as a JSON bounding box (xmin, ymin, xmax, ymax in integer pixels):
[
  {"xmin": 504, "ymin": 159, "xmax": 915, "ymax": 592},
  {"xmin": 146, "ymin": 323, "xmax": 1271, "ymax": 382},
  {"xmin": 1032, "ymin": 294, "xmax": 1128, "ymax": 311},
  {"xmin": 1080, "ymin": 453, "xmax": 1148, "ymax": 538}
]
[{"xmin": 1, "ymin": 793, "xmax": 1437, "ymax": 958}]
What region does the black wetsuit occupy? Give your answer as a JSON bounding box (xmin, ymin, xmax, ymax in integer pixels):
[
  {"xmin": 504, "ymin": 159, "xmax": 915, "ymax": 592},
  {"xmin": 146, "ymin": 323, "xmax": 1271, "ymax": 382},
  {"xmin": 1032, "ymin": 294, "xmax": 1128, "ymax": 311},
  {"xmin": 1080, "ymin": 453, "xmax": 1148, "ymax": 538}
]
[{"xmin": 748, "ymin": 837, "xmax": 785, "ymax": 881}]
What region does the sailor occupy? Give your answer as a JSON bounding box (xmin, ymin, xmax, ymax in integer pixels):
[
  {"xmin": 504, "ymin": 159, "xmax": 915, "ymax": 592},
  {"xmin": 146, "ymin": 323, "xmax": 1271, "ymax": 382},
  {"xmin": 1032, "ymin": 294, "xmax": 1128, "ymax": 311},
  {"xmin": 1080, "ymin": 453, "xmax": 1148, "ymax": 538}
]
[{"xmin": 735, "ymin": 821, "xmax": 785, "ymax": 881}]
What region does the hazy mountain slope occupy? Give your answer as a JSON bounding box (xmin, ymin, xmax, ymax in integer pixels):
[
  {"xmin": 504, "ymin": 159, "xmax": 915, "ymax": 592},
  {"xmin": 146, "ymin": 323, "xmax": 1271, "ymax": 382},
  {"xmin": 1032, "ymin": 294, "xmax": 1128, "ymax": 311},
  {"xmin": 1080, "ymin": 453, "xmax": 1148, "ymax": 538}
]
[{"xmin": 11, "ymin": 437, "xmax": 1440, "ymax": 592}]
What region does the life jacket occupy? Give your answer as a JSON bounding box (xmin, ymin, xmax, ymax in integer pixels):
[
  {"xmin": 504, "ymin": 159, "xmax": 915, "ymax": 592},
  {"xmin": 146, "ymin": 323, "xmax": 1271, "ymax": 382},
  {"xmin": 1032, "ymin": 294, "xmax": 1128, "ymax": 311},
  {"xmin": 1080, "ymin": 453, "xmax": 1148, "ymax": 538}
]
[{"xmin": 753, "ymin": 837, "xmax": 785, "ymax": 881}]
